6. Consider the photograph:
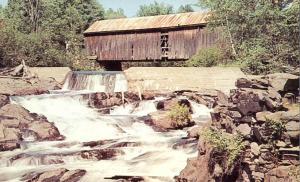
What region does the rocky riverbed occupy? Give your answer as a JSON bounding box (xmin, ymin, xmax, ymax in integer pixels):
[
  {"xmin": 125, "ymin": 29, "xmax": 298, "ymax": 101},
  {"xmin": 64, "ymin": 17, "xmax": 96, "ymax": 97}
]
[{"xmin": 0, "ymin": 72, "xmax": 299, "ymax": 182}]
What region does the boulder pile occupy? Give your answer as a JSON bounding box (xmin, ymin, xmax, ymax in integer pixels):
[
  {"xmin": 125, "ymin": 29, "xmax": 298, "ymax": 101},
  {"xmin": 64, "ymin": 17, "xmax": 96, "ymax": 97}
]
[
  {"xmin": 0, "ymin": 102, "xmax": 63, "ymax": 151},
  {"xmin": 177, "ymin": 73, "xmax": 299, "ymax": 182}
]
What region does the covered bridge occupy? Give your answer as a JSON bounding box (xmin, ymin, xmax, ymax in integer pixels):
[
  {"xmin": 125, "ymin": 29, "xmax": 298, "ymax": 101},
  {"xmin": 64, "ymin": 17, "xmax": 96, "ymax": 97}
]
[{"xmin": 84, "ymin": 12, "xmax": 219, "ymax": 69}]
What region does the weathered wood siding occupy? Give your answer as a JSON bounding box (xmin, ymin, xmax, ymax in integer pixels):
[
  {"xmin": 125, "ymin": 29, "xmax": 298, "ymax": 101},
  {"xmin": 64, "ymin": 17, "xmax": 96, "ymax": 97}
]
[
  {"xmin": 84, "ymin": 27, "xmax": 218, "ymax": 61},
  {"xmin": 168, "ymin": 28, "xmax": 219, "ymax": 60}
]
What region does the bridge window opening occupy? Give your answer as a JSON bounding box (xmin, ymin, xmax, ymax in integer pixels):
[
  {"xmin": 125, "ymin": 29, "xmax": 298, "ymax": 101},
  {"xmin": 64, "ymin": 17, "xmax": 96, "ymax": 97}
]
[{"xmin": 161, "ymin": 32, "xmax": 169, "ymax": 60}]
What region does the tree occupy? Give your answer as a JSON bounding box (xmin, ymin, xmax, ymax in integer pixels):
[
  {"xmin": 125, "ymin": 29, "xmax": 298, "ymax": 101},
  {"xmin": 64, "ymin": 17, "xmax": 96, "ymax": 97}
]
[
  {"xmin": 0, "ymin": 5, "xmax": 4, "ymax": 19},
  {"xmin": 105, "ymin": 8, "xmax": 126, "ymax": 19},
  {"xmin": 137, "ymin": 1, "xmax": 174, "ymax": 16},
  {"xmin": 199, "ymin": 0, "xmax": 299, "ymax": 74},
  {"xmin": 177, "ymin": 4, "xmax": 194, "ymax": 13},
  {"xmin": 0, "ymin": 0, "xmax": 105, "ymax": 67}
]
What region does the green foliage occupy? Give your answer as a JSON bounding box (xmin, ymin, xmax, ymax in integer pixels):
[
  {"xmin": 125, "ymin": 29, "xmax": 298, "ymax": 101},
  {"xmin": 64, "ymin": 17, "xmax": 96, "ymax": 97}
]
[
  {"xmin": 199, "ymin": 0, "xmax": 299, "ymax": 74},
  {"xmin": 0, "ymin": 0, "xmax": 105, "ymax": 68},
  {"xmin": 265, "ymin": 118, "xmax": 286, "ymax": 139},
  {"xmin": 137, "ymin": 1, "xmax": 174, "ymax": 16},
  {"xmin": 186, "ymin": 47, "xmax": 224, "ymax": 67},
  {"xmin": 0, "ymin": 5, "xmax": 4, "ymax": 19},
  {"xmin": 177, "ymin": 4, "xmax": 194, "ymax": 13},
  {"xmin": 201, "ymin": 128, "xmax": 245, "ymax": 168},
  {"xmin": 105, "ymin": 8, "xmax": 126, "ymax": 19},
  {"xmin": 167, "ymin": 103, "xmax": 191, "ymax": 127}
]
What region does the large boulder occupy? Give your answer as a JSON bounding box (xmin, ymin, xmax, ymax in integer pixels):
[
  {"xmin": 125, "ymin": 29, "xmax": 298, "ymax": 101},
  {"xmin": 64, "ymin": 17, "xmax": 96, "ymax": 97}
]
[
  {"xmin": 266, "ymin": 73, "xmax": 299, "ymax": 94},
  {"xmin": 231, "ymin": 90, "xmax": 263, "ymax": 116},
  {"xmin": 146, "ymin": 111, "xmax": 194, "ymax": 131},
  {"xmin": 177, "ymin": 137, "xmax": 241, "ymax": 182},
  {"xmin": 0, "ymin": 104, "xmax": 63, "ymax": 151}
]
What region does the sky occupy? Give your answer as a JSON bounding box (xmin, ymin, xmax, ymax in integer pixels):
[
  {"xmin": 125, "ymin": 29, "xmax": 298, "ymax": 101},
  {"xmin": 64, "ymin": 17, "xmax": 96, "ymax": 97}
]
[{"xmin": 0, "ymin": 0, "xmax": 201, "ymax": 17}]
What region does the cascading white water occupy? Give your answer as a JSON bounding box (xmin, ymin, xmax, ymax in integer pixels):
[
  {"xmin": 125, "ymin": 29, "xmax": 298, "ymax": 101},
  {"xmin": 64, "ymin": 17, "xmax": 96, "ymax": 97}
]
[
  {"xmin": 62, "ymin": 71, "xmax": 128, "ymax": 93},
  {"xmin": 0, "ymin": 71, "xmax": 212, "ymax": 182}
]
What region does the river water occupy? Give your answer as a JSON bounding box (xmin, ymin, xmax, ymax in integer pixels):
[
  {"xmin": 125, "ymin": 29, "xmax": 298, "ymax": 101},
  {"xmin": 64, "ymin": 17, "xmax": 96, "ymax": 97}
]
[{"xmin": 0, "ymin": 72, "xmax": 212, "ymax": 182}]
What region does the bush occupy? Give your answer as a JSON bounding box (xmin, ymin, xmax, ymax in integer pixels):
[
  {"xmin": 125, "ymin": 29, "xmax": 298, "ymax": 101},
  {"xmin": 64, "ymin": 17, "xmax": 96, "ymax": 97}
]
[
  {"xmin": 167, "ymin": 103, "xmax": 191, "ymax": 127},
  {"xmin": 265, "ymin": 118, "xmax": 286, "ymax": 140},
  {"xmin": 201, "ymin": 128, "xmax": 245, "ymax": 169},
  {"xmin": 186, "ymin": 47, "xmax": 224, "ymax": 67}
]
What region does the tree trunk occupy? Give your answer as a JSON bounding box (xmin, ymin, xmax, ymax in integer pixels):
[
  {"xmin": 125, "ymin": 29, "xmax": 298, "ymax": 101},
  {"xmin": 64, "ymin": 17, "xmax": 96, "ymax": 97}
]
[{"xmin": 225, "ymin": 16, "xmax": 237, "ymax": 57}]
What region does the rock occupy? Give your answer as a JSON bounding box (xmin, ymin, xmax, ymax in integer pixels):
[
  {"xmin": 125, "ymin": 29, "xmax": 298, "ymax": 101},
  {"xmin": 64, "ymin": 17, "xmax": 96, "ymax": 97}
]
[
  {"xmin": 275, "ymin": 141, "xmax": 287, "ymax": 148},
  {"xmin": 236, "ymin": 78, "xmax": 269, "ymax": 89},
  {"xmin": 252, "ymin": 171, "xmax": 264, "ymax": 180},
  {"xmin": 22, "ymin": 168, "xmax": 86, "ymax": 182},
  {"xmin": 107, "ymin": 176, "xmax": 144, "ymax": 182},
  {"xmin": 89, "ymin": 93, "xmax": 123, "ymax": 109},
  {"xmin": 285, "ymin": 121, "xmax": 300, "ymax": 141},
  {"xmin": 236, "ymin": 78, "xmax": 252, "ymax": 88},
  {"xmin": 0, "ymin": 77, "xmax": 60, "ymax": 96},
  {"xmin": 26, "ymin": 118, "xmax": 61, "ymax": 141},
  {"xmin": 264, "ymin": 166, "xmax": 296, "ymax": 182},
  {"xmin": 283, "ymin": 93, "xmax": 297, "ymax": 105},
  {"xmin": 0, "ymin": 95, "xmax": 9, "ymax": 108},
  {"xmin": 177, "ymin": 138, "xmax": 240, "ymax": 182},
  {"xmin": 187, "ymin": 127, "xmax": 202, "ymax": 139},
  {"xmin": 88, "ymin": 92, "xmax": 143, "ymax": 109},
  {"xmin": 256, "ymin": 111, "xmax": 272, "ymax": 122},
  {"xmin": 250, "ymin": 142, "xmax": 260, "ymax": 156},
  {"xmin": 83, "ymin": 139, "xmax": 116, "ymax": 148},
  {"xmin": 182, "ymin": 92, "xmax": 210, "ymax": 107},
  {"xmin": 0, "ymin": 104, "xmax": 34, "ymax": 122},
  {"xmin": 141, "ymin": 91, "xmax": 156, "ymax": 100},
  {"xmin": 146, "ymin": 111, "xmax": 194, "ymax": 131},
  {"xmin": 231, "ymin": 90, "xmax": 263, "ymax": 115},
  {"xmin": 228, "ymin": 111, "xmax": 242, "ymax": 120},
  {"xmin": 265, "ymin": 97, "xmax": 282, "ymax": 111},
  {"xmin": 60, "ymin": 169, "xmax": 86, "ymax": 182},
  {"xmin": 156, "ymin": 98, "xmax": 192, "ymax": 112},
  {"xmin": 79, "ymin": 149, "xmax": 123, "ymax": 160},
  {"xmin": 176, "ymin": 139, "xmax": 213, "ymax": 182},
  {"xmin": 0, "ymin": 104, "xmax": 63, "ymax": 151},
  {"xmin": 267, "ymin": 73, "xmax": 299, "ymax": 93},
  {"xmin": 234, "ymin": 124, "xmax": 251, "ymax": 137},
  {"xmin": 257, "ymin": 110, "xmax": 299, "ymax": 123},
  {"xmin": 240, "ymin": 116, "xmax": 257, "ymax": 124},
  {"xmin": 216, "ymin": 91, "xmax": 229, "ymax": 106}
]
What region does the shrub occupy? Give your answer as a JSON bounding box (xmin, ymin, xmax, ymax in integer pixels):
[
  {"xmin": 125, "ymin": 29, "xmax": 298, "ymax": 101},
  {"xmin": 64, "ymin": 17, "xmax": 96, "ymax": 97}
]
[
  {"xmin": 265, "ymin": 118, "xmax": 286, "ymax": 140},
  {"xmin": 167, "ymin": 103, "xmax": 191, "ymax": 127},
  {"xmin": 186, "ymin": 47, "xmax": 224, "ymax": 67},
  {"xmin": 201, "ymin": 128, "xmax": 245, "ymax": 169}
]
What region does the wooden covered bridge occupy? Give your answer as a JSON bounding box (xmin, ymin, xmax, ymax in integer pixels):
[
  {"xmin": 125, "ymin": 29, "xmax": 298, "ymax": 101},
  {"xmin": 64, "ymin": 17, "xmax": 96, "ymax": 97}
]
[{"xmin": 84, "ymin": 12, "xmax": 219, "ymax": 70}]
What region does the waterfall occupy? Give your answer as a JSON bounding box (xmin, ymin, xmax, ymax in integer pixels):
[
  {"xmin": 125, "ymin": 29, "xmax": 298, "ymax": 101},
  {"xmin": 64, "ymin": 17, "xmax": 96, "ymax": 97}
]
[
  {"xmin": 62, "ymin": 71, "xmax": 128, "ymax": 92},
  {"xmin": 0, "ymin": 70, "xmax": 213, "ymax": 182},
  {"xmin": 2, "ymin": 94, "xmax": 211, "ymax": 181}
]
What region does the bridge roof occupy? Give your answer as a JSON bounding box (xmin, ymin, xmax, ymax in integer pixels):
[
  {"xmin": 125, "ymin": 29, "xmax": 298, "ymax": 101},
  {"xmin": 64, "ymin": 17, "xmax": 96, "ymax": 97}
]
[{"xmin": 84, "ymin": 11, "xmax": 210, "ymax": 35}]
